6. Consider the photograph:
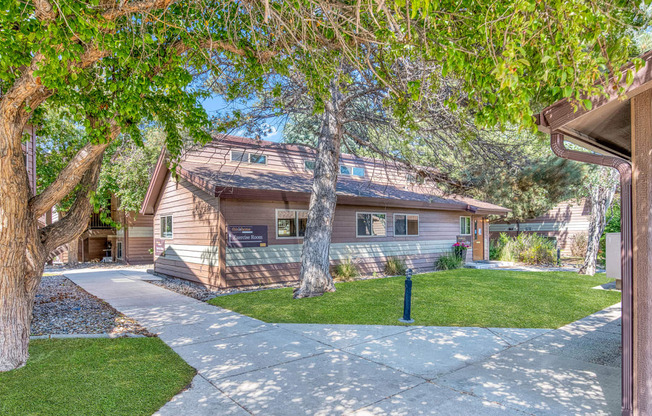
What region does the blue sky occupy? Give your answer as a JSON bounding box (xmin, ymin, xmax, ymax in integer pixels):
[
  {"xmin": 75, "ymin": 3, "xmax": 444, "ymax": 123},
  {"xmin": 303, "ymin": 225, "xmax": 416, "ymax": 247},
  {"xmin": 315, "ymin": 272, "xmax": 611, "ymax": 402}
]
[{"xmin": 200, "ymin": 94, "xmax": 284, "ymax": 142}]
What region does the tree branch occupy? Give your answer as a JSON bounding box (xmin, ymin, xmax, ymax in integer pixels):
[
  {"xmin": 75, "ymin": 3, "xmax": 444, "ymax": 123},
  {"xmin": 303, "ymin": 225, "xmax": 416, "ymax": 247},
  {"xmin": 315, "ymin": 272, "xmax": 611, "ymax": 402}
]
[
  {"xmin": 39, "ymin": 151, "xmax": 104, "ymax": 256},
  {"xmin": 29, "ymin": 124, "xmax": 118, "ymax": 218},
  {"xmin": 100, "ymin": 0, "xmax": 176, "ymax": 21},
  {"xmin": 33, "ymin": 0, "xmax": 57, "ymax": 21}
]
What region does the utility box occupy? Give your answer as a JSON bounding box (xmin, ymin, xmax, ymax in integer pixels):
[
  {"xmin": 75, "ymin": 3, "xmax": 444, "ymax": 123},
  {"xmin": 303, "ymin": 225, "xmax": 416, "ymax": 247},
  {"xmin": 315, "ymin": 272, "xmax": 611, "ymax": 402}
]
[{"xmin": 606, "ymin": 232, "xmax": 622, "ymax": 289}]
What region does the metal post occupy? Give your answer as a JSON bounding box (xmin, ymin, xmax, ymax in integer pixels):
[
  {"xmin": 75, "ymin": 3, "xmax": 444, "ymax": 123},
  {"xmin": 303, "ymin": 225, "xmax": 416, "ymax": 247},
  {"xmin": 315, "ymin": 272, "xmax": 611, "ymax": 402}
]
[
  {"xmin": 557, "ymin": 248, "xmax": 561, "ymax": 267},
  {"xmin": 399, "ymin": 268, "xmax": 414, "ymax": 323}
]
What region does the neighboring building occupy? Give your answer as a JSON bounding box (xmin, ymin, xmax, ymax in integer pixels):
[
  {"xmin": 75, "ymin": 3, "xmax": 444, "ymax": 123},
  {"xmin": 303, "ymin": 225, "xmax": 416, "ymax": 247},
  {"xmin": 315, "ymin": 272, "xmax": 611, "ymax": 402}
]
[
  {"xmin": 52, "ymin": 197, "xmax": 154, "ymax": 264},
  {"xmin": 489, "ymin": 200, "xmax": 591, "ymax": 256},
  {"xmin": 141, "ymin": 135, "xmax": 510, "ymax": 288}
]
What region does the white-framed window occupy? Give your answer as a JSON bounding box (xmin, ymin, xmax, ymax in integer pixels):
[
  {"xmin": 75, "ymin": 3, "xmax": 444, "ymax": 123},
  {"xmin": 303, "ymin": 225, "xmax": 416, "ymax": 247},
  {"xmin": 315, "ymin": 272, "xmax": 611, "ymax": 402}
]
[
  {"xmin": 394, "ymin": 214, "xmax": 419, "ymax": 236},
  {"xmin": 304, "ymin": 160, "xmax": 315, "ymax": 171},
  {"xmin": 116, "ymin": 241, "xmax": 123, "ymax": 260},
  {"xmin": 249, "ymin": 154, "xmax": 267, "ymax": 164},
  {"xmin": 460, "ymin": 216, "xmax": 471, "ymax": 235},
  {"xmin": 160, "ymin": 215, "xmax": 173, "ymax": 238},
  {"xmin": 340, "ymin": 165, "xmax": 351, "ymax": 175},
  {"xmin": 357, "ymin": 212, "xmax": 386, "ymax": 237},
  {"xmin": 352, "ymin": 167, "xmax": 365, "ymax": 177},
  {"xmin": 276, "ymin": 209, "xmax": 309, "ymax": 238},
  {"xmin": 407, "ymin": 173, "xmax": 425, "ymax": 184},
  {"xmin": 230, "ymin": 150, "xmax": 267, "ymax": 165}
]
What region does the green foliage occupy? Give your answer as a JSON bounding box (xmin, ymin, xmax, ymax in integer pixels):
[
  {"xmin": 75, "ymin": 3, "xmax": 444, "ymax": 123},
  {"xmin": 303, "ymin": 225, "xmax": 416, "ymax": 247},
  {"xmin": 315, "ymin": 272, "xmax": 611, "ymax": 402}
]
[
  {"xmin": 210, "ymin": 269, "xmax": 620, "ymax": 328},
  {"xmin": 599, "ymin": 201, "xmax": 622, "ymax": 262},
  {"xmin": 0, "ymin": 338, "xmax": 194, "ymax": 416},
  {"xmin": 492, "ymin": 233, "xmax": 556, "ymax": 265},
  {"xmin": 385, "ymin": 257, "xmax": 407, "ymax": 276},
  {"xmin": 435, "ymin": 252, "xmax": 464, "ymax": 271},
  {"xmin": 333, "ymin": 259, "xmax": 359, "ymax": 282}
]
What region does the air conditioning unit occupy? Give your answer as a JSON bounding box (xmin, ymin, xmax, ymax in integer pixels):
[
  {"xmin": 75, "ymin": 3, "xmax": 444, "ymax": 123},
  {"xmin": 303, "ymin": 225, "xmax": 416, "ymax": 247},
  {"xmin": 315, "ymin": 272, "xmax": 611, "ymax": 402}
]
[{"xmin": 606, "ymin": 232, "xmax": 622, "ymax": 289}]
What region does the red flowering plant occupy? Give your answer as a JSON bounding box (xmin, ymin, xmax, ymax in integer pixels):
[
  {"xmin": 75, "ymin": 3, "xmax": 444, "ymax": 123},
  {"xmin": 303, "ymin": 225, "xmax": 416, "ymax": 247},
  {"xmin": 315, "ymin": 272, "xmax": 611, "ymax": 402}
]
[{"xmin": 452, "ymin": 242, "xmax": 470, "ymax": 259}]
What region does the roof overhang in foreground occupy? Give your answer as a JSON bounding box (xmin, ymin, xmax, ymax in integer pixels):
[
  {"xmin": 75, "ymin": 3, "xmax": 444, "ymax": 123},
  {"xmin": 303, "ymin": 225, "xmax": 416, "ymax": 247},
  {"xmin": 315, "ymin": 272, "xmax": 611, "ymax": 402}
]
[{"xmin": 536, "ymin": 50, "xmax": 652, "ymax": 159}]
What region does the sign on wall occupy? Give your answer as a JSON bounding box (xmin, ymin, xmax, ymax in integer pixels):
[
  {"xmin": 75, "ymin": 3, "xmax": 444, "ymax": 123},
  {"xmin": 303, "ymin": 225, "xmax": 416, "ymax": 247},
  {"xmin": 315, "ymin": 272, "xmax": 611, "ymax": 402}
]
[
  {"xmin": 228, "ymin": 225, "xmax": 268, "ymax": 248},
  {"xmin": 154, "ymin": 239, "xmax": 166, "ymax": 256}
]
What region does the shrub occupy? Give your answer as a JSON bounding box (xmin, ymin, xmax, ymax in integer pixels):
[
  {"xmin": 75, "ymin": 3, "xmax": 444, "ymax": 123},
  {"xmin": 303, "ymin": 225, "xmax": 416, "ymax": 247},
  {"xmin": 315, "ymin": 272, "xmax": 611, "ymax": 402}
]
[
  {"xmin": 333, "ymin": 258, "xmax": 359, "ymax": 282},
  {"xmin": 385, "ymin": 257, "xmax": 407, "ymax": 276},
  {"xmin": 492, "ymin": 232, "xmax": 556, "ymax": 265},
  {"xmin": 570, "ymin": 233, "xmax": 588, "ymax": 258},
  {"xmin": 435, "ymin": 252, "xmax": 464, "ymax": 270}
]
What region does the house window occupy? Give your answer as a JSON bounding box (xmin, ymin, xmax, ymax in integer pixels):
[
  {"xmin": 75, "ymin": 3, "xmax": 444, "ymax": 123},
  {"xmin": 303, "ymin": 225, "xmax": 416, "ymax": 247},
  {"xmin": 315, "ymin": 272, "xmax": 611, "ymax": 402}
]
[
  {"xmin": 394, "ymin": 214, "xmax": 419, "ymax": 236},
  {"xmin": 276, "ymin": 209, "xmax": 308, "ymax": 238},
  {"xmin": 357, "ymin": 212, "xmax": 386, "ymax": 237},
  {"xmin": 160, "ymin": 215, "xmax": 173, "ymax": 238},
  {"xmin": 231, "ymin": 151, "xmax": 267, "ymax": 165},
  {"xmin": 116, "ymin": 241, "xmax": 123, "ymax": 260},
  {"xmin": 305, "ymin": 160, "xmax": 315, "ymax": 171},
  {"xmin": 340, "ymin": 165, "xmax": 351, "ymax": 175},
  {"xmin": 407, "ymin": 173, "xmax": 425, "ymax": 184},
  {"xmin": 249, "ymin": 154, "xmax": 267, "ymax": 164},
  {"xmin": 460, "ymin": 216, "xmax": 471, "ymax": 235},
  {"xmin": 352, "ymin": 167, "xmax": 365, "ymax": 177},
  {"xmin": 231, "ymin": 151, "xmax": 247, "ymax": 162}
]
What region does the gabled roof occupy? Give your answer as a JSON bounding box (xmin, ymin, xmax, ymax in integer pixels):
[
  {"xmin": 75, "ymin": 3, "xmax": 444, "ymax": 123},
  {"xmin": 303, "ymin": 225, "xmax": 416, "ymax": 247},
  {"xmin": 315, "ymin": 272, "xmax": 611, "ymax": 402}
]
[{"xmin": 141, "ymin": 135, "xmax": 510, "ymax": 215}]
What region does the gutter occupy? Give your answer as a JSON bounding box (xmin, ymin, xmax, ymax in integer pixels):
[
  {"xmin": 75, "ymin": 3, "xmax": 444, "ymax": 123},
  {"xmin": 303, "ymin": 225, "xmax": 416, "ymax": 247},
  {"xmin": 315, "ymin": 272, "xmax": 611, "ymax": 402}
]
[{"xmin": 550, "ymin": 132, "xmax": 633, "ymax": 416}]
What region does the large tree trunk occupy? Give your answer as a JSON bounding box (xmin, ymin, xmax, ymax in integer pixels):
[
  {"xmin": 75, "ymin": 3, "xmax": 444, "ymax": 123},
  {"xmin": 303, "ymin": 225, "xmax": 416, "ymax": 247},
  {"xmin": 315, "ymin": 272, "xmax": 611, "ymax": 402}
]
[
  {"xmin": 579, "ymin": 170, "xmax": 618, "ymax": 275},
  {"xmin": 294, "ymin": 82, "xmax": 343, "ymax": 299},
  {"xmin": 0, "ymin": 118, "xmax": 35, "ymax": 371}
]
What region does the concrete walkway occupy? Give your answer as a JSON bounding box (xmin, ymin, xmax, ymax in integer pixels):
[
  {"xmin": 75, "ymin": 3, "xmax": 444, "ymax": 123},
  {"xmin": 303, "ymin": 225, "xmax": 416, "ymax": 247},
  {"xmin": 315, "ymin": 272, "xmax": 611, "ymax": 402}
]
[{"xmin": 65, "ymin": 269, "xmax": 621, "ymax": 416}]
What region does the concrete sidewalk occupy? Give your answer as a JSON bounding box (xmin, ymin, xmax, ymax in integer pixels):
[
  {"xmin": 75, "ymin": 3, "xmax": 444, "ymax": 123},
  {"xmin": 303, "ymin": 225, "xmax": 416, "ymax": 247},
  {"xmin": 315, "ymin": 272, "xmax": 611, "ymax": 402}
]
[{"xmin": 65, "ymin": 268, "xmax": 621, "ymax": 416}]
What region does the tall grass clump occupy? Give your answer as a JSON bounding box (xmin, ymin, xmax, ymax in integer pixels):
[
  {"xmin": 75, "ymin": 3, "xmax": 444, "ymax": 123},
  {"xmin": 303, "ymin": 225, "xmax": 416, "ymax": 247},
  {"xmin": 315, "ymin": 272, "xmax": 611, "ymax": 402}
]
[
  {"xmin": 435, "ymin": 252, "xmax": 464, "ymax": 270},
  {"xmin": 333, "ymin": 258, "xmax": 359, "ymax": 282},
  {"xmin": 491, "ymin": 232, "xmax": 556, "ymax": 265},
  {"xmin": 385, "ymin": 257, "xmax": 407, "ymax": 276}
]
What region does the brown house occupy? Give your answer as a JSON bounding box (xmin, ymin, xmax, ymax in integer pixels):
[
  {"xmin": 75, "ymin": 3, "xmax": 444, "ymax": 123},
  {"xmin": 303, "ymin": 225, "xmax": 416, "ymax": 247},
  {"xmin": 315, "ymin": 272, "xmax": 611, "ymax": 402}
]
[
  {"xmin": 141, "ymin": 135, "xmax": 509, "ymax": 288},
  {"xmin": 49, "ymin": 197, "xmax": 154, "ymax": 265},
  {"xmin": 489, "ymin": 199, "xmax": 591, "ymax": 256}
]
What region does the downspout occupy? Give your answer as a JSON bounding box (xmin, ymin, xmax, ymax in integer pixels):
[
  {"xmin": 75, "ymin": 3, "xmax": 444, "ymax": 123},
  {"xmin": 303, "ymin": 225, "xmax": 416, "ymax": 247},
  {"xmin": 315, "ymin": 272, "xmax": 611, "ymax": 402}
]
[{"xmin": 550, "ymin": 132, "xmax": 633, "ymax": 416}]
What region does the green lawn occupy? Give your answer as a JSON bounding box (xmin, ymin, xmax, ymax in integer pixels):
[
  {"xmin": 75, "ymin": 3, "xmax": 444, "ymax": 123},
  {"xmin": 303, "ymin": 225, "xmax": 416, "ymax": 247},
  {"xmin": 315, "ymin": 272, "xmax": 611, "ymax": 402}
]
[
  {"xmin": 0, "ymin": 337, "xmax": 195, "ymax": 416},
  {"xmin": 210, "ymin": 270, "xmax": 621, "ymax": 328}
]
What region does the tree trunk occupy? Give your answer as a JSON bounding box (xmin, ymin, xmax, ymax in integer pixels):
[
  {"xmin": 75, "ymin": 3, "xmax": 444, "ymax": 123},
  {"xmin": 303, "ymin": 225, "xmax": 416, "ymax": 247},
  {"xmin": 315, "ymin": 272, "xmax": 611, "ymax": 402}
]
[
  {"xmin": 579, "ymin": 170, "xmax": 618, "ymax": 275},
  {"xmin": 0, "ymin": 116, "xmax": 37, "ymax": 371},
  {"xmin": 67, "ymin": 239, "xmax": 79, "ymax": 266},
  {"xmin": 294, "ymin": 81, "xmax": 342, "ymax": 299}
]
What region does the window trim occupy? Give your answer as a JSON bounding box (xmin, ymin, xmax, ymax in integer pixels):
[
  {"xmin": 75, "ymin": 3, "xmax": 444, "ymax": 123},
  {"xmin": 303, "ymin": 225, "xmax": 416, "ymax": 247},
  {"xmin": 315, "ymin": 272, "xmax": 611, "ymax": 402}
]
[
  {"xmin": 160, "ymin": 214, "xmax": 173, "ymax": 239},
  {"xmin": 459, "ymin": 216, "xmax": 471, "ymax": 236},
  {"xmin": 356, "ymin": 211, "xmax": 387, "ymax": 238},
  {"xmin": 275, "ymin": 209, "xmax": 309, "ymax": 239},
  {"xmin": 393, "ymin": 213, "xmax": 420, "ymax": 237},
  {"xmin": 248, "ymin": 153, "xmax": 267, "ymax": 165},
  {"xmin": 352, "ymin": 166, "xmax": 365, "ymax": 177},
  {"xmin": 230, "ymin": 150, "xmax": 247, "ymax": 163},
  {"xmin": 230, "ymin": 150, "xmax": 267, "ymax": 165},
  {"xmin": 116, "ymin": 241, "xmax": 123, "ymax": 260}
]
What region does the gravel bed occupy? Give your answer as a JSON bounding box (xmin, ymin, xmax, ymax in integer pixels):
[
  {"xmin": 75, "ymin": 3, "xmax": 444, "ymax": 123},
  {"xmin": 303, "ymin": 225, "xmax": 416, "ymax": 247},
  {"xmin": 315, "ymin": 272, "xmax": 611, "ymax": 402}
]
[
  {"xmin": 150, "ymin": 275, "xmax": 299, "ymax": 301},
  {"xmin": 31, "ymin": 274, "xmax": 152, "ymax": 337}
]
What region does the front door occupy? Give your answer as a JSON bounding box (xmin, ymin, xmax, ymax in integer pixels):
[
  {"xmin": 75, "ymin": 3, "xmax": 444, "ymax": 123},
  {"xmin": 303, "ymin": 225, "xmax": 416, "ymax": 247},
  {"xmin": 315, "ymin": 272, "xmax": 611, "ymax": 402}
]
[{"xmin": 472, "ymin": 216, "xmax": 485, "ymax": 261}]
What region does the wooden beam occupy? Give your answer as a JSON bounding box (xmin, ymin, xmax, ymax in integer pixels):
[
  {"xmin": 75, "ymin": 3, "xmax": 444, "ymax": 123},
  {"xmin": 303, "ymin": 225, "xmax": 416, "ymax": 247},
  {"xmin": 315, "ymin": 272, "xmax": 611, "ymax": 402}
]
[{"xmin": 632, "ymin": 88, "xmax": 652, "ymax": 416}]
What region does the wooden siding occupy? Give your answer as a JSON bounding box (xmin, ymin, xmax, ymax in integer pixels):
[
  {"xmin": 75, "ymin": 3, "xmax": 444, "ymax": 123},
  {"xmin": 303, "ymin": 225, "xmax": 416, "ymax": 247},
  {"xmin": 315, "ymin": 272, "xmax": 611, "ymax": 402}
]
[
  {"xmin": 153, "ymin": 175, "xmax": 224, "ymax": 287},
  {"xmin": 489, "ymin": 200, "xmax": 591, "ymax": 256},
  {"xmin": 184, "ymin": 138, "xmax": 423, "ymax": 188},
  {"xmin": 124, "ymin": 213, "xmax": 153, "ymax": 264},
  {"xmin": 157, "ymin": 198, "xmax": 478, "ymax": 288}
]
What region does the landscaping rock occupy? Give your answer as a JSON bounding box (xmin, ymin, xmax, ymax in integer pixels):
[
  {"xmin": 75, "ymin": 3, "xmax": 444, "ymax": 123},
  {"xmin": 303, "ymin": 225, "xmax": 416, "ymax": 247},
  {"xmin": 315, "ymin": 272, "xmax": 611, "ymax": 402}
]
[{"xmin": 31, "ymin": 274, "xmax": 152, "ymax": 336}]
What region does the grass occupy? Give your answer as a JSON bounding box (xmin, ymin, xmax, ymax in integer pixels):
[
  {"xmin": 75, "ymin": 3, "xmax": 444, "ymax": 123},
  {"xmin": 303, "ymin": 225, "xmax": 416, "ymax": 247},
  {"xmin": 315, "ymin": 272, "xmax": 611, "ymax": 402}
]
[
  {"xmin": 210, "ymin": 269, "xmax": 621, "ymax": 328},
  {"xmin": 0, "ymin": 337, "xmax": 195, "ymax": 416}
]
